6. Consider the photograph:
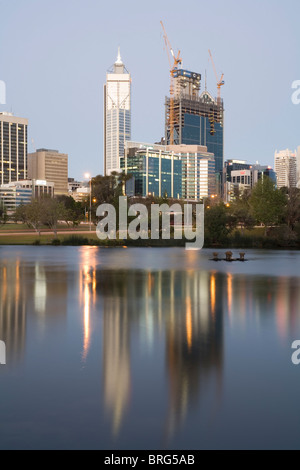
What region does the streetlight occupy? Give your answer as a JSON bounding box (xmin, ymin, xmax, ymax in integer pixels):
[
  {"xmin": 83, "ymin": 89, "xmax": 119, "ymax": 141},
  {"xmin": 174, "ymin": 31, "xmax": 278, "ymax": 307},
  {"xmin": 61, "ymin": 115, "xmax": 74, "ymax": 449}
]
[{"xmin": 84, "ymin": 173, "xmax": 92, "ymax": 231}]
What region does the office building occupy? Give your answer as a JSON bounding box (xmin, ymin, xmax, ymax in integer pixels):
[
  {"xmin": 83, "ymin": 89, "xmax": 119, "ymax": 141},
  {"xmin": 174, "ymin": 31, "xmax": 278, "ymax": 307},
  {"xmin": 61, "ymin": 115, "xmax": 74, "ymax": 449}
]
[
  {"xmin": 121, "ymin": 141, "xmax": 182, "ymax": 198},
  {"xmin": 28, "ymin": 148, "xmax": 68, "ymax": 195},
  {"xmin": 225, "ymin": 164, "xmax": 277, "ymax": 202},
  {"xmin": 0, "ymin": 184, "xmax": 32, "ymax": 212},
  {"xmin": 222, "ymin": 160, "xmax": 252, "ymax": 201},
  {"xmin": 165, "ymin": 70, "xmax": 224, "ymax": 173},
  {"xmin": 68, "ymin": 178, "xmax": 82, "ymax": 192},
  {"xmin": 0, "ymin": 112, "xmax": 28, "ymax": 185},
  {"xmin": 16, "ymin": 179, "xmax": 55, "ymax": 198},
  {"xmin": 252, "ymin": 164, "xmax": 277, "ymax": 185},
  {"xmin": 297, "ymin": 146, "xmax": 300, "ymax": 188},
  {"xmin": 274, "ymin": 149, "xmax": 297, "ymax": 189},
  {"xmin": 104, "ymin": 48, "xmax": 131, "ymax": 175},
  {"xmin": 167, "ymin": 144, "xmax": 215, "ymax": 199}
]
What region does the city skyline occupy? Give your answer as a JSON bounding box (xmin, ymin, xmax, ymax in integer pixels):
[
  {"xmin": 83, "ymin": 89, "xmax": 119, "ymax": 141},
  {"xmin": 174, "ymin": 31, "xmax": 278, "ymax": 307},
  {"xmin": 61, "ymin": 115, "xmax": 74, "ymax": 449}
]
[{"xmin": 0, "ymin": 0, "xmax": 299, "ymax": 181}]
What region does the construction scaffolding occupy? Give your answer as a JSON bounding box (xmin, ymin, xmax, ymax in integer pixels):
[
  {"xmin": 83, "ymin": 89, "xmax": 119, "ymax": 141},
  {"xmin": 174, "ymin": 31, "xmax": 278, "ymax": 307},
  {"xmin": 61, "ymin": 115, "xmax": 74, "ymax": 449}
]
[{"xmin": 165, "ymin": 92, "xmax": 224, "ymax": 146}]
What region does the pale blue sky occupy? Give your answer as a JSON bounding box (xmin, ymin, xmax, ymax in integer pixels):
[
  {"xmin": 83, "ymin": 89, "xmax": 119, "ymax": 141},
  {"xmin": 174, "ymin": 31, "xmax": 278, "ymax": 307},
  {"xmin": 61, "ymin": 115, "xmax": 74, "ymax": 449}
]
[{"xmin": 0, "ymin": 0, "xmax": 299, "ymax": 180}]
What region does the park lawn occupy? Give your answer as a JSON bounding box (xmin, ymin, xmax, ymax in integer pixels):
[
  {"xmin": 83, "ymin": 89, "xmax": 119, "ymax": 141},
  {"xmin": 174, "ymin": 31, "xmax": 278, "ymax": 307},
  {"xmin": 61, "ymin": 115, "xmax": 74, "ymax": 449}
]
[
  {"xmin": 0, "ymin": 232, "xmax": 101, "ymax": 245},
  {"xmin": 0, "ymin": 223, "xmax": 94, "ymax": 232}
]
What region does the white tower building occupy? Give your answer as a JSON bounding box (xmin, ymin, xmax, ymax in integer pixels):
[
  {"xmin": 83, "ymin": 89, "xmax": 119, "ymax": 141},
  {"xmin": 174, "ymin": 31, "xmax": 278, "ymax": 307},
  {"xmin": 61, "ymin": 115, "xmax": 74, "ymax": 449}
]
[
  {"xmin": 274, "ymin": 149, "xmax": 297, "ymax": 189},
  {"xmin": 104, "ymin": 48, "xmax": 131, "ymax": 175},
  {"xmin": 296, "ymin": 146, "xmax": 300, "ymax": 189}
]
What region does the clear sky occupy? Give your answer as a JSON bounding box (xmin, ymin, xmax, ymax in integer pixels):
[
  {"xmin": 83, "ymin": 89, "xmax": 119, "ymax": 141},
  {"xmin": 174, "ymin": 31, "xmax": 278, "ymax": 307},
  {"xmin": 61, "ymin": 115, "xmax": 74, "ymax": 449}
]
[{"xmin": 0, "ymin": 0, "xmax": 299, "ymax": 180}]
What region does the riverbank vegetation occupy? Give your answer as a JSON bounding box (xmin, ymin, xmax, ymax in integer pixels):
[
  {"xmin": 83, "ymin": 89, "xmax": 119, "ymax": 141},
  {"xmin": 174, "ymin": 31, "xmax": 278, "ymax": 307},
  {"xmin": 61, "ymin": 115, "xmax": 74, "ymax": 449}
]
[{"xmin": 0, "ymin": 174, "xmax": 299, "ymax": 248}]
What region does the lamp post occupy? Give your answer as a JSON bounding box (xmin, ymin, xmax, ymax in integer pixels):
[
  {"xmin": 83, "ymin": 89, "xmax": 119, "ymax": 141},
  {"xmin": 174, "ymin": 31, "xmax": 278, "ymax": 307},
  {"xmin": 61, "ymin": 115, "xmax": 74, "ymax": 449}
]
[{"xmin": 84, "ymin": 173, "xmax": 92, "ymax": 231}]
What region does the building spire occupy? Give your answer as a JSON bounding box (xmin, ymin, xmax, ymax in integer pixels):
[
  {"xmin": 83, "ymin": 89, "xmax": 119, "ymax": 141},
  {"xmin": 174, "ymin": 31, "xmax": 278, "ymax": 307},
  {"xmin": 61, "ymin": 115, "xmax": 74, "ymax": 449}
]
[{"xmin": 115, "ymin": 46, "xmax": 123, "ymax": 65}]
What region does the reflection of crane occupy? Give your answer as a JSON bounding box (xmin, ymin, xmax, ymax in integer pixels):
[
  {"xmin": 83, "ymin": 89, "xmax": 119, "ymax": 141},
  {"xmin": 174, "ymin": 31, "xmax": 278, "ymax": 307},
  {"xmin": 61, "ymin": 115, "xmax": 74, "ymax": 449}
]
[
  {"xmin": 160, "ymin": 21, "xmax": 182, "ymax": 145},
  {"xmin": 208, "ymin": 49, "xmax": 224, "ymax": 103}
]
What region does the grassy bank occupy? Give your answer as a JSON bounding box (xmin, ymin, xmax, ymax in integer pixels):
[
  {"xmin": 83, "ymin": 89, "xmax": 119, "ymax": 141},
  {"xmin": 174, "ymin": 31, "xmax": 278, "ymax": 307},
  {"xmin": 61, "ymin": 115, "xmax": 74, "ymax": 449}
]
[{"xmin": 0, "ymin": 225, "xmax": 299, "ymax": 248}]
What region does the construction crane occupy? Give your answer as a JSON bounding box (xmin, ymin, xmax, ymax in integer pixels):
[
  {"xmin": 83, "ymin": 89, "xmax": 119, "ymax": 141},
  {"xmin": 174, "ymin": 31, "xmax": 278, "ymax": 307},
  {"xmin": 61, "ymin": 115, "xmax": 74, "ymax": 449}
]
[
  {"xmin": 208, "ymin": 49, "xmax": 224, "ymax": 104},
  {"xmin": 160, "ymin": 21, "xmax": 182, "ymax": 145}
]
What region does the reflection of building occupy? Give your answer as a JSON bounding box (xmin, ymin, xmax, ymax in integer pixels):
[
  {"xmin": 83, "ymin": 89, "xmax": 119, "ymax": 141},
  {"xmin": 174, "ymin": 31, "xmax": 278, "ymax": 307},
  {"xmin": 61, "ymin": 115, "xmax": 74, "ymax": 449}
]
[
  {"xmin": 78, "ymin": 247, "xmax": 97, "ymax": 362},
  {"xmin": 97, "ymin": 270, "xmax": 131, "ymax": 436},
  {"xmin": 0, "ymin": 259, "xmax": 26, "ymax": 364},
  {"xmin": 26, "ymin": 261, "xmax": 68, "ymax": 324},
  {"xmin": 96, "ymin": 267, "xmax": 225, "ymax": 440},
  {"xmin": 104, "ymin": 48, "xmax": 131, "ymax": 175},
  {"xmin": 163, "ymin": 270, "xmax": 224, "ymax": 438},
  {"xmin": 28, "ymin": 148, "xmax": 68, "ymax": 195},
  {"xmin": 0, "ymin": 112, "xmax": 28, "ymax": 184}
]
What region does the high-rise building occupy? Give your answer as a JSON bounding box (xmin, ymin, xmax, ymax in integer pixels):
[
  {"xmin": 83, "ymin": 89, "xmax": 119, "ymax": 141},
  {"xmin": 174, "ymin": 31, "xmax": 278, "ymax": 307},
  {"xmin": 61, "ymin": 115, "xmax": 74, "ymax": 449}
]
[
  {"xmin": 165, "ymin": 70, "xmax": 224, "ymax": 173},
  {"xmin": 296, "ymin": 146, "xmax": 300, "ymax": 188},
  {"xmin": 121, "ymin": 141, "xmax": 182, "ymax": 198},
  {"xmin": 0, "ymin": 112, "xmax": 28, "ymax": 185},
  {"xmin": 223, "ymin": 160, "xmax": 277, "ymax": 202},
  {"xmin": 274, "ymin": 149, "xmax": 297, "ymax": 188},
  {"xmin": 104, "ymin": 48, "xmax": 131, "ymax": 175},
  {"xmin": 167, "ymin": 144, "xmax": 215, "ymax": 200},
  {"xmin": 28, "ymin": 148, "xmax": 68, "ymax": 195}
]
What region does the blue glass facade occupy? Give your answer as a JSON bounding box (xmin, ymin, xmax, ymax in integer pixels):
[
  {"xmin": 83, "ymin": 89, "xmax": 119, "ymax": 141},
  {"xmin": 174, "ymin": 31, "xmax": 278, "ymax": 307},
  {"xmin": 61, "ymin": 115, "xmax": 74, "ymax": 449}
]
[
  {"xmin": 121, "ymin": 147, "xmax": 182, "ymax": 199},
  {"xmin": 181, "ymin": 114, "xmax": 223, "ymax": 173},
  {"xmin": 165, "ymin": 92, "xmax": 224, "ymax": 175}
]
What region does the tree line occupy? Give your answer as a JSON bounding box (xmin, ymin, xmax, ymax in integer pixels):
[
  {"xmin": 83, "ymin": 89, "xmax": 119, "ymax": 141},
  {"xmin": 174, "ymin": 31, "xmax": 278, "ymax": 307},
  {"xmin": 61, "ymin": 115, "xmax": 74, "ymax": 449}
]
[
  {"xmin": 205, "ymin": 177, "xmax": 300, "ymax": 245},
  {"xmin": 1, "ymin": 173, "xmax": 300, "ymax": 246}
]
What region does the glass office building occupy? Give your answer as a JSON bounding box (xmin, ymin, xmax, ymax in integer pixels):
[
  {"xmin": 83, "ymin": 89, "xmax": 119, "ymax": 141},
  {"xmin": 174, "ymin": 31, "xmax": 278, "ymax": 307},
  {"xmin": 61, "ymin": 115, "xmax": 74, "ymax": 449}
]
[
  {"xmin": 0, "ymin": 185, "xmax": 32, "ymax": 212},
  {"xmin": 167, "ymin": 144, "xmax": 216, "ymax": 200},
  {"xmin": 165, "ymin": 79, "xmax": 224, "ymax": 173},
  {"xmin": 121, "ymin": 142, "xmax": 182, "ymax": 198},
  {"xmin": 0, "ymin": 112, "xmax": 28, "ymax": 185}
]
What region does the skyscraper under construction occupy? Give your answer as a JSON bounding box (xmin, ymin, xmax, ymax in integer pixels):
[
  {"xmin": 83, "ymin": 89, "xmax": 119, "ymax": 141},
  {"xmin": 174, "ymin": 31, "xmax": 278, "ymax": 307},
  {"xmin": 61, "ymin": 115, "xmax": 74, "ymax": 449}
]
[{"xmin": 165, "ymin": 69, "xmax": 224, "ymax": 173}]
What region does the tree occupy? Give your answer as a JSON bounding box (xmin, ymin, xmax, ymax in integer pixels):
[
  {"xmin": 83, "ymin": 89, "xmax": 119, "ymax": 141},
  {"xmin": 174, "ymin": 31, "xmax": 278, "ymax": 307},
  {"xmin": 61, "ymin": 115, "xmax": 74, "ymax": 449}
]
[
  {"xmin": 230, "ymin": 188, "xmax": 255, "ymax": 234},
  {"xmin": 15, "ymin": 200, "xmax": 43, "ymax": 235},
  {"xmin": 250, "ymin": 177, "xmax": 286, "ymax": 235},
  {"xmin": 88, "ymin": 172, "xmax": 133, "ymax": 226},
  {"xmin": 0, "ymin": 200, "xmax": 8, "ymax": 227},
  {"xmin": 205, "ymin": 202, "xmax": 235, "ymax": 244},
  {"xmin": 281, "ymin": 187, "xmax": 300, "ymax": 231},
  {"xmin": 41, "ymin": 198, "xmax": 65, "ymax": 237},
  {"xmin": 56, "ymin": 195, "xmax": 84, "ymax": 227}
]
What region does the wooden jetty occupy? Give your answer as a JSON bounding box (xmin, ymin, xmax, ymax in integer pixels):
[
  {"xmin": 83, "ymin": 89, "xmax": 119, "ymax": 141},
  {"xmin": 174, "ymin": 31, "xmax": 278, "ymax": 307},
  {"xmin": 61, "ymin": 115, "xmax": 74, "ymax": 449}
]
[{"xmin": 211, "ymin": 251, "xmax": 246, "ymax": 261}]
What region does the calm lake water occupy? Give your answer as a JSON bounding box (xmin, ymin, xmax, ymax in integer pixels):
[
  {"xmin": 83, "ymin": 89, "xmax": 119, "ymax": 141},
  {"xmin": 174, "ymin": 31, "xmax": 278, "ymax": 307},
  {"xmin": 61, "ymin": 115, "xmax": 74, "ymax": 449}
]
[{"xmin": 0, "ymin": 246, "xmax": 300, "ymax": 450}]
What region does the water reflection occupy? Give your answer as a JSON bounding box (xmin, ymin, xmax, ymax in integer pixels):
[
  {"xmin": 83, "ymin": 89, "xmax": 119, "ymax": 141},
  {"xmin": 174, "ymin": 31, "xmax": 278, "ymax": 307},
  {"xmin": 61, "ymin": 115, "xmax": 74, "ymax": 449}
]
[
  {"xmin": 96, "ymin": 269, "xmax": 224, "ymax": 439},
  {"xmin": 1, "ymin": 247, "xmax": 300, "ymax": 448},
  {"xmin": 79, "ymin": 247, "xmax": 97, "ymax": 362},
  {"xmin": 95, "ymin": 266, "xmax": 300, "ymax": 441},
  {"xmin": 0, "ymin": 259, "xmax": 26, "ymax": 364}
]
